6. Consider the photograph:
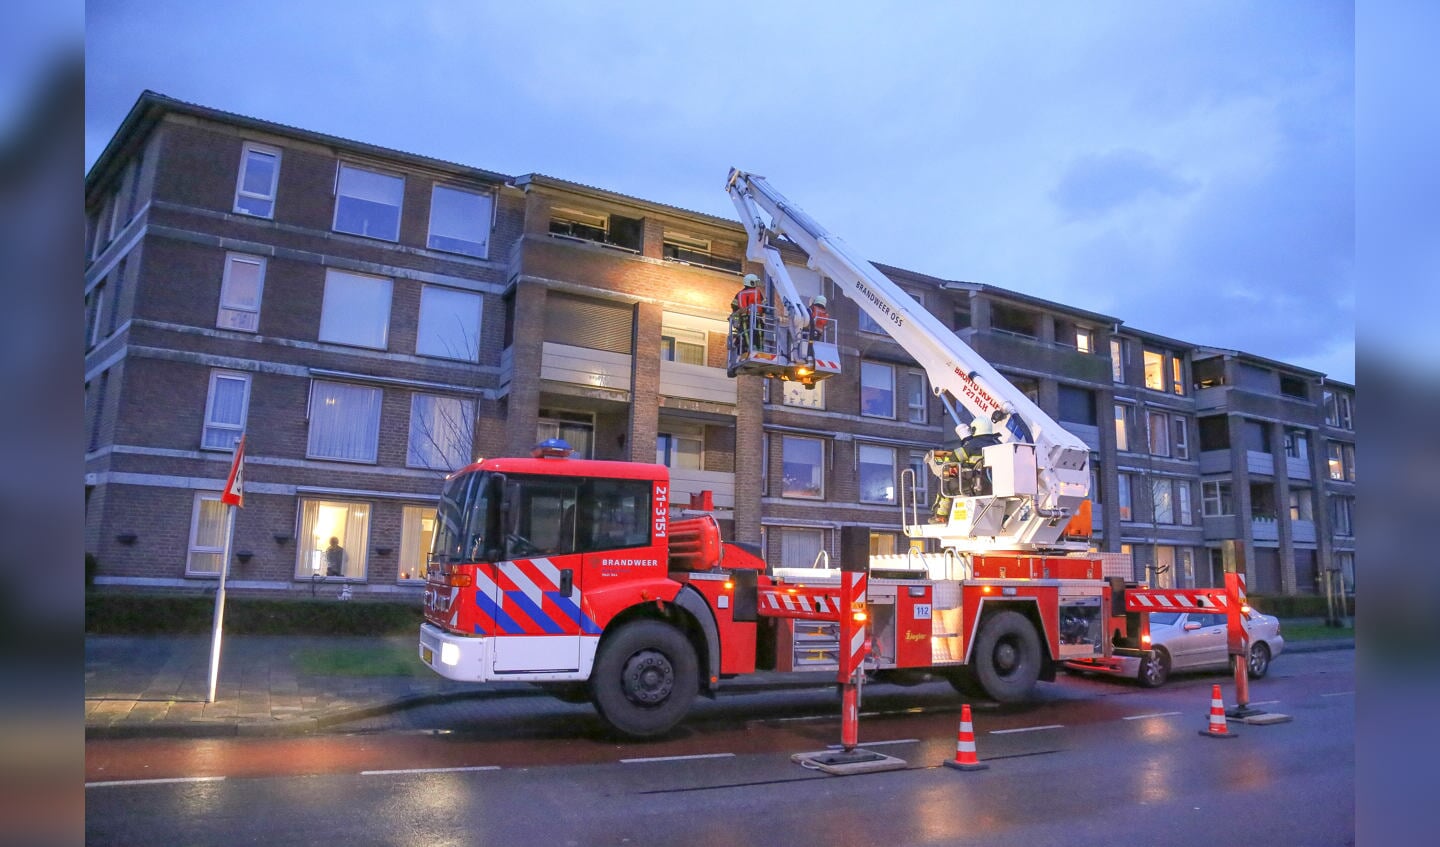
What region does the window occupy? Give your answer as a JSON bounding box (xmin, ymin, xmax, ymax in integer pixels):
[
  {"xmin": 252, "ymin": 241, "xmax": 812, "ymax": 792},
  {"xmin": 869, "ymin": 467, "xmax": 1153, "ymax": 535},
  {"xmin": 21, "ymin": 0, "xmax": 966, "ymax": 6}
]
[
  {"xmin": 1193, "ymin": 357, "xmax": 1226, "ymax": 389},
  {"xmin": 1171, "ymin": 356, "xmax": 1185, "ymax": 395},
  {"xmin": 661, "ymin": 328, "xmax": 707, "ymax": 365},
  {"xmin": 870, "ymin": 532, "xmax": 902, "ymax": 556},
  {"xmin": 1117, "ymin": 473, "xmax": 1134, "ymax": 521},
  {"xmin": 858, "ymin": 307, "xmax": 884, "ymax": 334},
  {"xmin": 1114, "ymin": 404, "xmax": 1135, "ymax": 452},
  {"xmin": 408, "ymin": 394, "xmax": 474, "ymax": 471},
  {"xmin": 1177, "ymin": 482, "xmax": 1193, "ymax": 525},
  {"xmin": 1173, "ymin": 416, "xmax": 1190, "ymax": 460},
  {"xmin": 1089, "ymin": 457, "xmax": 1102, "ymax": 505},
  {"xmin": 1324, "ymin": 390, "xmax": 1353, "ymax": 430},
  {"xmin": 1110, "ymin": 338, "xmax": 1127, "ymax": 383},
  {"xmin": 1249, "ymin": 482, "xmax": 1277, "ymax": 519},
  {"xmin": 107, "ymin": 188, "xmax": 123, "ymax": 242},
  {"xmin": 861, "ymin": 361, "xmax": 895, "ymax": 418},
  {"xmin": 218, "ymin": 253, "xmax": 265, "ymax": 332},
  {"xmin": 1058, "ymin": 385, "xmax": 1097, "ymax": 426},
  {"xmin": 1147, "ymin": 410, "xmax": 1170, "ymax": 457},
  {"xmin": 1279, "ymin": 374, "xmax": 1308, "ymax": 399},
  {"xmin": 202, "ymin": 371, "xmax": 250, "ymax": 450},
  {"xmin": 780, "ymin": 527, "xmax": 825, "ymax": 569},
  {"xmin": 905, "ymin": 370, "xmax": 928, "ymax": 423},
  {"xmin": 1336, "ymin": 551, "xmax": 1355, "ymax": 595},
  {"xmin": 1152, "ymin": 478, "xmax": 1175, "ymax": 524},
  {"xmin": 549, "ymin": 208, "xmax": 642, "ymax": 250},
  {"xmin": 537, "ymin": 410, "xmax": 594, "ymax": 459},
  {"xmin": 1289, "ymin": 489, "xmax": 1314, "ymax": 521},
  {"xmin": 320, "ymin": 269, "xmax": 392, "ymax": 349},
  {"xmin": 399, "ymin": 505, "xmax": 436, "ymax": 582},
  {"xmin": 782, "ymin": 379, "xmax": 824, "ymax": 409},
  {"xmin": 1202, "ymin": 481, "xmax": 1233, "ymax": 516},
  {"xmin": 662, "ymin": 232, "xmax": 742, "ymax": 272},
  {"xmin": 308, "ymin": 381, "xmax": 382, "ymax": 462},
  {"xmin": 909, "ymin": 451, "xmax": 929, "ymax": 503},
  {"xmin": 333, "ymin": 163, "xmax": 403, "ymax": 241},
  {"xmin": 656, "ymin": 433, "xmax": 702, "ymax": 469},
  {"xmin": 234, "ymin": 142, "xmax": 281, "ymax": 218},
  {"xmin": 1284, "ymin": 428, "xmax": 1309, "ymax": 460},
  {"xmin": 416, "ymin": 285, "xmax": 482, "ymax": 361},
  {"xmin": 186, "ymin": 493, "xmax": 228, "ymax": 576},
  {"xmin": 1075, "ymin": 328, "xmax": 1092, "ymax": 354},
  {"xmin": 86, "ymin": 284, "xmax": 106, "ymax": 349},
  {"xmin": 781, "ymin": 436, "xmax": 825, "ymax": 499},
  {"xmin": 1327, "ymin": 442, "xmax": 1356, "ymax": 482},
  {"xmin": 1331, "ymin": 496, "xmax": 1353, "ymax": 536},
  {"xmin": 858, "ymin": 444, "xmax": 896, "ymax": 504},
  {"xmin": 427, "ymin": 184, "xmax": 492, "ymax": 257},
  {"xmin": 1199, "ymin": 416, "xmax": 1229, "ymax": 451},
  {"xmin": 1143, "ymin": 349, "xmax": 1165, "ymax": 391},
  {"xmin": 296, "ymin": 499, "xmax": 371, "ymax": 580}
]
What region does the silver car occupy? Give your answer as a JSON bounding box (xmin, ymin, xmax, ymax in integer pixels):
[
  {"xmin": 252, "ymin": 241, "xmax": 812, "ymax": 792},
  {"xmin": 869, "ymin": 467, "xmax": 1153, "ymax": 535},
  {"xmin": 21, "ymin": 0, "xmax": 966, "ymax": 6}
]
[{"xmin": 1136, "ymin": 607, "xmax": 1285, "ymax": 688}]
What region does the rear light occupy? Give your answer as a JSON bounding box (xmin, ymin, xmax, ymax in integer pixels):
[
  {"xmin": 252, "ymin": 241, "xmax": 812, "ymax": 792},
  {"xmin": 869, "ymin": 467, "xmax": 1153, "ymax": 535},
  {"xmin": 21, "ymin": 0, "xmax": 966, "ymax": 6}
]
[
  {"xmin": 450, "ymin": 573, "xmax": 473, "ymax": 588},
  {"xmin": 1141, "ymin": 634, "xmax": 1151, "ymax": 646}
]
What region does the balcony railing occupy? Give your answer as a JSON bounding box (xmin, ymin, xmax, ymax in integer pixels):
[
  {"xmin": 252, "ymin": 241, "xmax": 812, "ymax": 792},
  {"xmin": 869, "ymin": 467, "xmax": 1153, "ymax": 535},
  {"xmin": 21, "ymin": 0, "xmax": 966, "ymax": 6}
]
[
  {"xmin": 541, "ymin": 342, "xmax": 631, "ymax": 392},
  {"xmin": 659, "ymin": 360, "xmax": 736, "ymax": 405}
]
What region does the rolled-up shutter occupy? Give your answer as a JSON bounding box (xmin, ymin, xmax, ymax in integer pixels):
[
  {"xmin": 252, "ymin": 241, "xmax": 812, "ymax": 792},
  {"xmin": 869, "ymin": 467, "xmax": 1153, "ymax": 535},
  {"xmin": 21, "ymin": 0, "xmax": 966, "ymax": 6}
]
[{"xmin": 544, "ymin": 293, "xmax": 633, "ymax": 353}]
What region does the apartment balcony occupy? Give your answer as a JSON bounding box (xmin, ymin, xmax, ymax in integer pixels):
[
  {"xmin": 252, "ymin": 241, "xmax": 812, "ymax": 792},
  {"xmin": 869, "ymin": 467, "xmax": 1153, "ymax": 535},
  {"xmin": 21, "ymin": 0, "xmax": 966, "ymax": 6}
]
[
  {"xmin": 1203, "ymin": 514, "xmax": 1242, "ymax": 541},
  {"xmin": 961, "ymin": 329, "xmax": 1111, "ymax": 384},
  {"xmin": 1251, "ymin": 516, "xmax": 1279, "ymax": 542},
  {"xmin": 666, "ymin": 468, "xmax": 736, "ymax": 511},
  {"xmin": 660, "ymin": 360, "xmax": 736, "ymax": 405},
  {"xmin": 1285, "ymin": 455, "xmax": 1311, "ymax": 480},
  {"xmin": 541, "ymin": 342, "xmax": 631, "ymax": 394},
  {"xmin": 1246, "ymin": 451, "xmax": 1275, "ymax": 476},
  {"xmin": 1291, "ymin": 519, "xmax": 1317, "ymax": 544},
  {"xmin": 1065, "ymin": 423, "xmax": 1102, "ymax": 452},
  {"xmin": 1199, "ymin": 449, "xmax": 1230, "ymax": 474}
]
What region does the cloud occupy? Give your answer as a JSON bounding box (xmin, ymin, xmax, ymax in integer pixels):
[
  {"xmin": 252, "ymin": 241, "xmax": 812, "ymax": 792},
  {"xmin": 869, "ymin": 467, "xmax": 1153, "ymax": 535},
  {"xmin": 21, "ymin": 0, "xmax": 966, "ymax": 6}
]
[{"xmin": 1051, "ymin": 149, "xmax": 1197, "ymax": 220}]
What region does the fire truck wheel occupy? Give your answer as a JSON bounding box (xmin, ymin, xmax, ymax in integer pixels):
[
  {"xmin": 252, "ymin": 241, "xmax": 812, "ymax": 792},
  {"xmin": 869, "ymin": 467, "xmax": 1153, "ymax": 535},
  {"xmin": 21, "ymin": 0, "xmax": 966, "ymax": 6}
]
[
  {"xmin": 942, "ymin": 667, "xmax": 987, "ymax": 698},
  {"xmin": 972, "ymin": 610, "xmax": 1042, "ymax": 703},
  {"xmin": 1138, "ymin": 647, "xmax": 1170, "ymax": 688},
  {"xmin": 590, "ymin": 620, "xmax": 698, "ymax": 738}
]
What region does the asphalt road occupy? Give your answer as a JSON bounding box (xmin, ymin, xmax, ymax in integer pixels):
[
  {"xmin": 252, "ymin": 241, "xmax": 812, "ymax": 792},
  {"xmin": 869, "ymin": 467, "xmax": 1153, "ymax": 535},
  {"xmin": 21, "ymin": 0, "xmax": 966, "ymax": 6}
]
[{"xmin": 86, "ymin": 650, "xmax": 1354, "ymax": 846}]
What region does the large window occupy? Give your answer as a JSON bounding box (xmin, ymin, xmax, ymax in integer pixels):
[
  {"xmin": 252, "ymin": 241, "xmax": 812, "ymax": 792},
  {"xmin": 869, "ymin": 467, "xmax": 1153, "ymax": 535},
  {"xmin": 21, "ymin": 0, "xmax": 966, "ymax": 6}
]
[
  {"xmin": 1284, "ymin": 428, "xmax": 1309, "ymax": 460},
  {"xmin": 780, "ymin": 527, "xmax": 825, "ymax": 569},
  {"xmin": 1331, "ymin": 496, "xmax": 1354, "ymax": 536},
  {"xmin": 320, "ymin": 269, "xmax": 392, "ymax": 349},
  {"xmin": 234, "ymin": 142, "xmax": 280, "ymax": 218},
  {"xmin": 408, "ymin": 394, "xmax": 474, "ymax": 471},
  {"xmin": 218, "ymin": 253, "xmax": 265, "ymax": 332},
  {"xmin": 1323, "ymin": 389, "xmax": 1353, "ymax": 430},
  {"xmin": 861, "ymin": 361, "xmax": 895, "ymax": 418},
  {"xmin": 399, "ymin": 505, "xmax": 436, "ymax": 582},
  {"xmin": 334, "ymin": 164, "xmax": 404, "ymax": 241},
  {"xmin": 905, "ymin": 371, "xmax": 928, "ymax": 424},
  {"xmin": 781, "ymin": 436, "xmax": 825, "ymax": 499},
  {"xmin": 202, "ymin": 370, "xmax": 250, "ymax": 450},
  {"xmin": 1147, "ymin": 410, "xmax": 1171, "ymax": 457},
  {"xmin": 661, "ymin": 327, "xmax": 707, "ymax": 365},
  {"xmin": 1327, "ymin": 441, "xmax": 1356, "ymax": 482},
  {"xmin": 296, "ymin": 499, "xmax": 371, "ymax": 580},
  {"xmin": 1114, "ymin": 404, "xmax": 1135, "ymax": 452},
  {"xmin": 1059, "ymin": 385, "xmax": 1097, "ymax": 427},
  {"xmin": 1143, "ymin": 348, "xmax": 1184, "ymax": 394},
  {"xmin": 1177, "ymin": 480, "xmax": 1193, "ymax": 525},
  {"xmin": 417, "ymin": 285, "xmax": 482, "ymax": 361},
  {"xmin": 782, "ymin": 379, "xmax": 824, "ymax": 409},
  {"xmin": 537, "ymin": 411, "xmax": 594, "ymax": 459},
  {"xmin": 427, "ymin": 185, "xmax": 492, "ymax": 257},
  {"xmin": 308, "ymin": 381, "xmax": 382, "ymax": 462},
  {"xmin": 1152, "ymin": 478, "xmax": 1175, "ymax": 524},
  {"xmin": 186, "ymin": 493, "xmax": 227, "ymax": 576},
  {"xmin": 858, "ymin": 444, "xmax": 896, "ymax": 504},
  {"xmin": 656, "ymin": 433, "xmax": 702, "ymax": 469},
  {"xmin": 1117, "ymin": 473, "xmax": 1134, "ymax": 521}
]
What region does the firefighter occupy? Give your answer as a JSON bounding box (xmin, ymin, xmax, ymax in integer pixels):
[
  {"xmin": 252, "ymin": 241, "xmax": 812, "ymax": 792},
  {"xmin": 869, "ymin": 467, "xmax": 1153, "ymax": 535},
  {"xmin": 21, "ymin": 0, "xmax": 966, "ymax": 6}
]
[
  {"xmin": 958, "ymin": 416, "xmax": 1002, "ymax": 496},
  {"xmin": 926, "ymin": 449, "xmax": 961, "ymax": 523},
  {"xmin": 801, "ymin": 294, "xmax": 829, "ymax": 362},
  {"xmin": 730, "ymin": 273, "xmax": 765, "ymax": 354}
]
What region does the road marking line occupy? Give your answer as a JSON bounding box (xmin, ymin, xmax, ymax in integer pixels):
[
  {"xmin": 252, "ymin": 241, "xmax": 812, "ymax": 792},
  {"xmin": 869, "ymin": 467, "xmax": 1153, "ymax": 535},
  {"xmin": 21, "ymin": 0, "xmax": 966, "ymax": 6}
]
[
  {"xmin": 1248, "ymin": 700, "xmax": 1281, "ymax": 706},
  {"xmin": 361, "ymin": 766, "xmax": 500, "ymax": 775},
  {"xmin": 620, "ymin": 753, "xmax": 736, "ymax": 764},
  {"xmin": 86, "ymin": 776, "xmax": 226, "ymax": 788},
  {"xmin": 759, "ymin": 714, "xmax": 829, "ymax": 723},
  {"xmin": 825, "ymin": 738, "xmax": 919, "ymax": 749},
  {"xmin": 1122, "ymin": 711, "xmax": 1181, "ymax": 721},
  {"xmin": 990, "ymin": 724, "xmax": 1064, "ymax": 735},
  {"xmin": 1321, "ymin": 691, "xmax": 1354, "ymax": 697}
]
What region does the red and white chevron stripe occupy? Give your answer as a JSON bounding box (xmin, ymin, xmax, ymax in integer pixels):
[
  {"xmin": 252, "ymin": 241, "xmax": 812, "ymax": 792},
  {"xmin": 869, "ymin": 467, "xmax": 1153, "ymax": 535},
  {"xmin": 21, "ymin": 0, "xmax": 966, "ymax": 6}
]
[
  {"xmin": 759, "ymin": 586, "xmax": 840, "ymax": 620},
  {"xmin": 1125, "ymin": 589, "xmax": 1229, "ymax": 613}
]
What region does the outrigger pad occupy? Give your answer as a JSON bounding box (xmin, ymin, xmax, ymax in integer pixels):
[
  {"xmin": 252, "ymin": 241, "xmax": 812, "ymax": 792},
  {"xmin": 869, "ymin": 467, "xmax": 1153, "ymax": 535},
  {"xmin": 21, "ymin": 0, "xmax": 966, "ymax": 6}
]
[{"xmin": 790, "ymin": 748, "xmax": 908, "ymax": 776}]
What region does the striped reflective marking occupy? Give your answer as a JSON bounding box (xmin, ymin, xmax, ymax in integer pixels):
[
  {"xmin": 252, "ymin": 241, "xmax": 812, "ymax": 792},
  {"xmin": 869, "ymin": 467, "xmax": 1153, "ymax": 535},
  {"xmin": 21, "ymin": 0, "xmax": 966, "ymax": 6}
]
[
  {"xmin": 86, "ymin": 776, "xmax": 225, "ymax": 788},
  {"xmin": 990, "ymin": 724, "xmax": 1064, "ymax": 735},
  {"xmin": 503, "ymin": 589, "xmax": 565, "ymax": 634}
]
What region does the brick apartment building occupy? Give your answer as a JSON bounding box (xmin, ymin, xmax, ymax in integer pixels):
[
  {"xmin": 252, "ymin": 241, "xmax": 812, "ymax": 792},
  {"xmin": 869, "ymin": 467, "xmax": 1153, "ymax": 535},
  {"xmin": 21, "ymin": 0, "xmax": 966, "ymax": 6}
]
[{"xmin": 83, "ymin": 92, "xmax": 1357, "ymax": 603}]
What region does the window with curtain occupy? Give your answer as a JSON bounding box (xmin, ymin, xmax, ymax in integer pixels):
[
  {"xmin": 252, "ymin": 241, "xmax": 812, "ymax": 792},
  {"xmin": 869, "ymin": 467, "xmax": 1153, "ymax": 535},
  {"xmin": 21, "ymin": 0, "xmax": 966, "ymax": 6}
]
[
  {"xmin": 858, "ymin": 444, "xmax": 896, "ymax": 504},
  {"xmin": 661, "ymin": 328, "xmax": 707, "ymax": 365},
  {"xmin": 308, "ymin": 381, "xmax": 382, "ymax": 462},
  {"xmin": 218, "ymin": 253, "xmax": 265, "ymax": 332},
  {"xmin": 408, "ymin": 393, "xmax": 474, "ymax": 471},
  {"xmin": 320, "ymin": 269, "xmax": 392, "ymax": 349},
  {"xmin": 399, "ymin": 504, "xmax": 436, "ymax": 582},
  {"xmin": 781, "ymin": 527, "xmax": 825, "ymax": 569},
  {"xmin": 416, "ymin": 285, "xmax": 482, "ymax": 361},
  {"xmin": 781, "ymin": 436, "xmax": 825, "ymax": 499},
  {"xmin": 861, "ymin": 361, "xmax": 895, "ymax": 418},
  {"xmin": 186, "ymin": 493, "xmax": 227, "ymax": 575},
  {"xmin": 296, "ymin": 499, "xmax": 371, "ymax": 579},
  {"xmin": 202, "ymin": 371, "xmax": 250, "ymax": 450},
  {"xmin": 427, "ymin": 184, "xmax": 492, "ymax": 257},
  {"xmin": 333, "ymin": 163, "xmax": 403, "ymax": 240}
]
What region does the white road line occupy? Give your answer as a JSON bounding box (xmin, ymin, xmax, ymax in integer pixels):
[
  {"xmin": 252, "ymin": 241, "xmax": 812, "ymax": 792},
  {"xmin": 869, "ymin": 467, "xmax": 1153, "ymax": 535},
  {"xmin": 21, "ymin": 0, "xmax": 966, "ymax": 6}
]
[
  {"xmin": 825, "ymin": 738, "xmax": 920, "ymax": 749},
  {"xmin": 990, "ymin": 724, "xmax": 1064, "ymax": 735},
  {"xmin": 1247, "ymin": 700, "xmax": 1281, "ymax": 706},
  {"xmin": 757, "ymin": 714, "xmax": 829, "ymax": 724},
  {"xmin": 361, "ymin": 766, "xmax": 500, "ymax": 776},
  {"xmin": 1122, "ymin": 711, "xmax": 1182, "ymax": 721},
  {"xmin": 1321, "ymin": 691, "xmax": 1355, "ymax": 697},
  {"xmin": 620, "ymin": 753, "xmax": 736, "ymax": 764},
  {"xmin": 86, "ymin": 776, "xmax": 226, "ymax": 788}
]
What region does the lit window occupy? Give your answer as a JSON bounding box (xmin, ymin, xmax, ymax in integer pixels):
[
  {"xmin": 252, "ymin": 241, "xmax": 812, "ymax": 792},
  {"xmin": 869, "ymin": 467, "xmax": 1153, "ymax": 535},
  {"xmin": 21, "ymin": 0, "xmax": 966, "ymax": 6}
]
[
  {"xmin": 308, "ymin": 381, "xmax": 382, "ymax": 463},
  {"xmin": 782, "ymin": 436, "xmax": 825, "ymax": 499},
  {"xmin": 1075, "ymin": 328, "xmax": 1092, "ymax": 354},
  {"xmin": 334, "ymin": 163, "xmax": 404, "ymax": 241},
  {"xmin": 656, "ymin": 432, "xmax": 703, "ymax": 470},
  {"xmin": 320, "ymin": 269, "xmax": 392, "ymax": 349},
  {"xmin": 661, "ymin": 327, "xmax": 707, "ymax": 365},
  {"xmin": 399, "ymin": 505, "xmax": 436, "ymax": 582},
  {"xmin": 1143, "ymin": 349, "xmax": 1165, "ymax": 391},
  {"xmin": 427, "ymin": 185, "xmax": 492, "ymax": 257},
  {"xmin": 417, "ymin": 286, "xmax": 482, "ymax": 361},
  {"xmin": 782, "ymin": 379, "xmax": 824, "ymax": 409},
  {"xmin": 1111, "ymin": 338, "xmax": 1127, "ymax": 383},
  {"xmin": 202, "ymin": 371, "xmax": 250, "ymax": 451},
  {"xmin": 408, "ymin": 394, "xmax": 475, "ymax": 471},
  {"xmin": 1114, "ymin": 404, "xmax": 1134, "ymax": 452},
  {"xmin": 1171, "ymin": 357, "xmax": 1185, "ymax": 395},
  {"xmin": 218, "ymin": 253, "xmax": 265, "ymax": 332},
  {"xmin": 861, "ymin": 361, "xmax": 895, "ymax": 418},
  {"xmin": 858, "ymin": 444, "xmax": 896, "ymax": 504},
  {"xmin": 1117, "ymin": 473, "xmax": 1133, "ymax": 521},
  {"xmin": 234, "ymin": 142, "xmax": 280, "ymax": 218},
  {"xmin": 296, "ymin": 499, "xmax": 371, "ymax": 580},
  {"xmin": 1289, "ymin": 490, "xmax": 1314, "ymax": 521},
  {"xmin": 186, "ymin": 493, "xmax": 227, "ymax": 576}
]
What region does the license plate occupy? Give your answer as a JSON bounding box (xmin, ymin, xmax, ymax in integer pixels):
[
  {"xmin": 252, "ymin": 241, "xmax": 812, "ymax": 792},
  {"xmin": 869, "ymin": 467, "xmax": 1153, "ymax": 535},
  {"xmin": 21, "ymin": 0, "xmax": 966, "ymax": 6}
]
[
  {"xmin": 914, "ymin": 604, "xmax": 932, "ymax": 620},
  {"xmin": 422, "ymin": 646, "xmax": 434, "ymax": 665}
]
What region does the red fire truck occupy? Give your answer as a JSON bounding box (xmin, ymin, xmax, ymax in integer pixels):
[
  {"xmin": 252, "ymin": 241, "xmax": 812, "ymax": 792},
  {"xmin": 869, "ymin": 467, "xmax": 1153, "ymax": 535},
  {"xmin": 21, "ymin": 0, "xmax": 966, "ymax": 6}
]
[{"xmin": 418, "ymin": 170, "xmax": 1245, "ymax": 737}]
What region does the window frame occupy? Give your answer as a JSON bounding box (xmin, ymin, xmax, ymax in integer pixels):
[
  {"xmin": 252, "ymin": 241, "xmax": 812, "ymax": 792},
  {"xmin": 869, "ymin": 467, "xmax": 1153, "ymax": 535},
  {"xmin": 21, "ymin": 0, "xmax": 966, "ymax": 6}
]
[
  {"xmin": 319, "ymin": 268, "xmax": 393, "ymax": 350},
  {"xmin": 904, "ymin": 369, "xmax": 928, "ymax": 424},
  {"xmin": 857, "ymin": 443, "xmax": 898, "ymax": 505},
  {"xmin": 860, "ymin": 360, "xmax": 896, "ymax": 419},
  {"xmin": 407, "ymin": 393, "xmax": 475, "ymax": 471},
  {"xmin": 416, "ymin": 284, "xmax": 482, "ymax": 361},
  {"xmin": 1172, "ymin": 416, "xmax": 1190, "ymax": 460},
  {"xmin": 307, "ymin": 380, "xmax": 383, "ymax": 464},
  {"xmin": 1202, "ymin": 480, "xmax": 1234, "ymax": 516},
  {"xmin": 1151, "ymin": 477, "xmax": 1175, "ymax": 525},
  {"xmin": 233, "ymin": 141, "xmax": 282, "ymax": 219},
  {"xmin": 1143, "ymin": 349, "xmax": 1166, "ymax": 391},
  {"xmin": 782, "ymin": 379, "xmax": 825, "ymax": 409},
  {"xmin": 1331, "ymin": 495, "xmax": 1354, "ymax": 536},
  {"xmin": 217, "ymin": 252, "xmax": 266, "ymax": 333},
  {"xmin": 201, "ymin": 370, "xmax": 251, "ymax": 451},
  {"xmin": 660, "ymin": 327, "xmax": 708, "ymax": 366},
  {"xmin": 1114, "ymin": 403, "xmax": 1134, "ymax": 452},
  {"xmin": 398, "ymin": 504, "xmax": 437, "ymax": 583},
  {"xmin": 656, "ymin": 432, "xmax": 704, "ymax": 470},
  {"xmin": 332, "ymin": 162, "xmax": 405, "ymax": 242},
  {"xmin": 781, "ymin": 435, "xmax": 826, "ymax": 500},
  {"xmin": 1110, "ymin": 337, "xmax": 1128, "ymax": 383},
  {"xmin": 426, "ymin": 183, "xmax": 493, "ymax": 258},
  {"xmin": 294, "ymin": 498, "xmax": 372, "ymax": 581},
  {"xmin": 1147, "ymin": 410, "xmax": 1171, "ymax": 458},
  {"xmin": 185, "ymin": 492, "xmax": 228, "ymax": 576},
  {"xmin": 1117, "ymin": 473, "xmax": 1134, "ymax": 521},
  {"xmin": 1177, "ymin": 481, "xmax": 1193, "ymax": 525}
]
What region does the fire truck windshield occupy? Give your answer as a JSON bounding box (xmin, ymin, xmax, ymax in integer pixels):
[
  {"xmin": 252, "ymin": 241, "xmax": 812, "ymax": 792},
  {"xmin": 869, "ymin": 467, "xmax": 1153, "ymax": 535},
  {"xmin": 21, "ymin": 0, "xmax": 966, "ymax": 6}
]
[{"xmin": 431, "ymin": 471, "xmax": 494, "ymax": 565}]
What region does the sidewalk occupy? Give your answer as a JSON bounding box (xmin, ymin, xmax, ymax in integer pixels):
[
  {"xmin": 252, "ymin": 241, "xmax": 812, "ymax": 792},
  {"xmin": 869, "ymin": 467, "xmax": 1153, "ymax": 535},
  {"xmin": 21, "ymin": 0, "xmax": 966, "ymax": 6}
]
[{"xmin": 85, "ymin": 627, "xmax": 1355, "ymax": 739}]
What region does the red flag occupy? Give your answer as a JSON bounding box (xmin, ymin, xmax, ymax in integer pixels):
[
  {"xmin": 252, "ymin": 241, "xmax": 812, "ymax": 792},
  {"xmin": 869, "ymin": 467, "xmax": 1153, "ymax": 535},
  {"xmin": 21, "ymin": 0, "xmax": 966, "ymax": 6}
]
[{"xmin": 221, "ymin": 435, "xmax": 246, "ymax": 507}]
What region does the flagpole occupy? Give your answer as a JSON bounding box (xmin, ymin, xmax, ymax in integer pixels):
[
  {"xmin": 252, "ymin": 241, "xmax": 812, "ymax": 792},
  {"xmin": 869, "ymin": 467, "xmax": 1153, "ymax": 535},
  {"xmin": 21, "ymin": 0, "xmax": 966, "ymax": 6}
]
[{"xmin": 206, "ymin": 503, "xmax": 236, "ymax": 703}]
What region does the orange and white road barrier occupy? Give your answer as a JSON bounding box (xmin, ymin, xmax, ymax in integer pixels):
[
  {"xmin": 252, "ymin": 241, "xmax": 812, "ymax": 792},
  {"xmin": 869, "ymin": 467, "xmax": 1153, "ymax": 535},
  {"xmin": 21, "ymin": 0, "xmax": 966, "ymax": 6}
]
[
  {"xmin": 1199, "ymin": 683, "xmax": 1237, "ymax": 739},
  {"xmin": 943, "ymin": 704, "xmax": 990, "ymax": 770}
]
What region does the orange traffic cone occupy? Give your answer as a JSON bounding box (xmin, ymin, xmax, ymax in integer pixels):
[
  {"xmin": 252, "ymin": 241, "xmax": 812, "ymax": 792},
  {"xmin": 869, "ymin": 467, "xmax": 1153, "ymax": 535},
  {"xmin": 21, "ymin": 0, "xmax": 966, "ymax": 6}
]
[
  {"xmin": 943, "ymin": 704, "xmax": 990, "ymax": 770},
  {"xmin": 1199, "ymin": 683, "xmax": 1237, "ymax": 739}
]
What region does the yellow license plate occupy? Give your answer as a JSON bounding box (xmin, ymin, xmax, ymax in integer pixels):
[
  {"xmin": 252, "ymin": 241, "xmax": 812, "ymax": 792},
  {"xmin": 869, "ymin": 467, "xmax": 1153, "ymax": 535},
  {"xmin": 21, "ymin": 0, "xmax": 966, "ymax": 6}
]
[{"xmin": 422, "ymin": 646, "xmax": 434, "ymax": 665}]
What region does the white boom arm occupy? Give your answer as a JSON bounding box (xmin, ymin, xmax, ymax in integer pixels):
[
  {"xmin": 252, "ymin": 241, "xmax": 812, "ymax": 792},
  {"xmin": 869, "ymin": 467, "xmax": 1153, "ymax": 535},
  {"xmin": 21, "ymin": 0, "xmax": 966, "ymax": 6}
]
[{"xmin": 726, "ymin": 169, "xmax": 1091, "ymax": 551}]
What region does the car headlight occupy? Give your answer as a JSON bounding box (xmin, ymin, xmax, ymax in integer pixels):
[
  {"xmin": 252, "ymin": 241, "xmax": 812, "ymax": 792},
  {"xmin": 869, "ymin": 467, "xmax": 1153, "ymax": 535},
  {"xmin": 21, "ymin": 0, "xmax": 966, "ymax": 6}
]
[{"xmin": 440, "ymin": 642, "xmax": 461, "ymax": 666}]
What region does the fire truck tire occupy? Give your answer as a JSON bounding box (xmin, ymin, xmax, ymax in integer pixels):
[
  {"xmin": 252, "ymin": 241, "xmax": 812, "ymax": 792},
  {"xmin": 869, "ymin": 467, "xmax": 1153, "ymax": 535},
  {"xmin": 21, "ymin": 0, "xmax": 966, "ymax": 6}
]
[
  {"xmin": 1138, "ymin": 647, "xmax": 1170, "ymax": 688},
  {"xmin": 590, "ymin": 620, "xmax": 698, "ymax": 738},
  {"xmin": 972, "ymin": 611, "xmax": 1042, "ymax": 703},
  {"xmin": 942, "ymin": 667, "xmax": 986, "ymax": 698}
]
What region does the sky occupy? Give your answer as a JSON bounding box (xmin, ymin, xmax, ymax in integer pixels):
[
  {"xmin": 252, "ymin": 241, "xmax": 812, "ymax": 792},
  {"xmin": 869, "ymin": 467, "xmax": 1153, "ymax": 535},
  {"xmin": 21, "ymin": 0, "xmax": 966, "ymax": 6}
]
[{"xmin": 84, "ymin": 0, "xmax": 1355, "ymax": 382}]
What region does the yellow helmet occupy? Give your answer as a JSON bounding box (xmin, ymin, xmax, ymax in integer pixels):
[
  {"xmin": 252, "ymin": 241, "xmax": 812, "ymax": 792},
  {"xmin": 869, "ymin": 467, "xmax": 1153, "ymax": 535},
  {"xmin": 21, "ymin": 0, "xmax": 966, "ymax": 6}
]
[{"xmin": 743, "ymin": 273, "xmax": 759, "ymax": 288}]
